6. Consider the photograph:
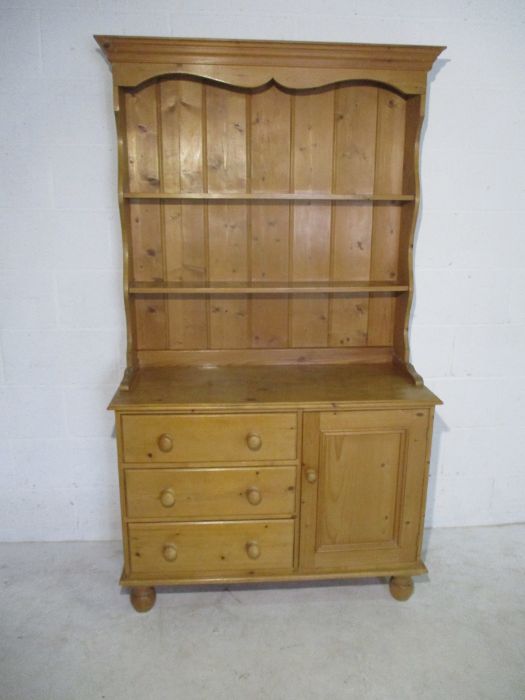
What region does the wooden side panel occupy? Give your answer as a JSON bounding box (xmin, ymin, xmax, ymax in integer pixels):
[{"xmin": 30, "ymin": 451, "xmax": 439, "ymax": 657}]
[
  {"xmin": 160, "ymin": 79, "xmax": 208, "ymax": 349},
  {"xmin": 394, "ymin": 95, "xmax": 424, "ymax": 364},
  {"xmin": 250, "ymin": 86, "xmax": 292, "ymax": 348},
  {"xmin": 115, "ymin": 89, "xmax": 138, "ymax": 371}
]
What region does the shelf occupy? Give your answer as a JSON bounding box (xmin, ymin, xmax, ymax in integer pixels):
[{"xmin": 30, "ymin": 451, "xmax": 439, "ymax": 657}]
[
  {"xmin": 123, "ymin": 192, "xmax": 415, "ymax": 202},
  {"xmin": 109, "ymin": 363, "xmax": 441, "ymax": 411},
  {"xmin": 129, "ymin": 281, "xmax": 409, "ymax": 295}
]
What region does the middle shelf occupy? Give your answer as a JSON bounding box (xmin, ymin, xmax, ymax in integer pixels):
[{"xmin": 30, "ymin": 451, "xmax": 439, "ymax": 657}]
[
  {"xmin": 129, "ymin": 281, "xmax": 409, "ymax": 295},
  {"xmin": 123, "ymin": 192, "xmax": 415, "ymax": 202}
]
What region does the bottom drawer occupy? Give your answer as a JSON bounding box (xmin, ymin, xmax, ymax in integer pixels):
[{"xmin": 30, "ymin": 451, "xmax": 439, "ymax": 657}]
[{"xmin": 128, "ymin": 520, "xmax": 294, "ymax": 575}]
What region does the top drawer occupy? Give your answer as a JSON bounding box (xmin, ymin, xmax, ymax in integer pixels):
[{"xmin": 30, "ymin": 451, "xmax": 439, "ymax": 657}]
[{"xmin": 120, "ymin": 413, "xmax": 297, "ymax": 463}]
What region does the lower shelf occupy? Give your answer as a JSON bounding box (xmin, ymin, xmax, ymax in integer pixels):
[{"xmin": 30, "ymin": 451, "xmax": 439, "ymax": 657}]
[{"xmin": 110, "ymin": 362, "xmax": 441, "ymax": 411}]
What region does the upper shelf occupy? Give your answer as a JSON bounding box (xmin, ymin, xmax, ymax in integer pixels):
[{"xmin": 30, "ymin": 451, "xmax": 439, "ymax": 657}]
[{"xmin": 123, "ymin": 192, "xmax": 415, "ymax": 202}]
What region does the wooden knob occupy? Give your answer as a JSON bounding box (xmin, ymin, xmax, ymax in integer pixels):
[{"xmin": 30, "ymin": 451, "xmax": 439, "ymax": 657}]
[
  {"xmin": 157, "ymin": 433, "xmax": 173, "ymax": 452},
  {"xmin": 246, "ymin": 433, "xmax": 262, "ymax": 451},
  {"xmin": 160, "ymin": 488, "xmax": 175, "ymax": 508},
  {"xmin": 246, "ymin": 487, "xmax": 262, "ymax": 506},
  {"xmin": 162, "ymin": 544, "xmax": 177, "ymax": 562},
  {"xmin": 246, "ymin": 540, "xmax": 261, "ymax": 560},
  {"xmin": 306, "ymin": 469, "xmax": 317, "ymax": 483}
]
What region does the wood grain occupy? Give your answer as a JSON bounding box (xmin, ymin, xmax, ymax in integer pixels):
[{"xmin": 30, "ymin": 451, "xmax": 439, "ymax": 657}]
[
  {"xmin": 301, "ymin": 409, "xmax": 432, "ymax": 570},
  {"xmin": 124, "ymin": 466, "xmax": 297, "ymax": 519},
  {"xmin": 99, "ymin": 37, "xmax": 443, "ymax": 603},
  {"xmin": 124, "ymin": 192, "xmax": 415, "ymax": 201},
  {"xmin": 110, "ymin": 364, "xmax": 441, "ymax": 412},
  {"xmin": 121, "ymin": 411, "xmax": 297, "ymax": 463},
  {"xmin": 368, "ymin": 90, "xmax": 407, "ymax": 346},
  {"xmin": 128, "ymin": 519, "xmax": 295, "ymax": 574},
  {"xmin": 330, "ymin": 86, "xmax": 378, "ymax": 348},
  {"xmin": 250, "ymin": 86, "xmax": 292, "ymax": 348},
  {"xmin": 160, "ymin": 79, "xmax": 208, "ymax": 349}
]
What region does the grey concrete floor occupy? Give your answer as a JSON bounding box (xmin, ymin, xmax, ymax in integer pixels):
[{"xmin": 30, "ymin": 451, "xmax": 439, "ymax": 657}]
[{"xmin": 1, "ymin": 525, "xmax": 524, "ymax": 700}]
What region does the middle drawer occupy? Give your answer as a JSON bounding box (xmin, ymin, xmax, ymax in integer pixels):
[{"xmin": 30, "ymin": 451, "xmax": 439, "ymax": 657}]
[
  {"xmin": 125, "ymin": 466, "xmax": 297, "ymax": 519},
  {"xmin": 121, "ymin": 413, "xmax": 297, "ymax": 464}
]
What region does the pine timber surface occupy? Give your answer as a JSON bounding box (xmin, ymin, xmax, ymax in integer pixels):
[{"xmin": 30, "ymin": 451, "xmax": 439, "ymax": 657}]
[
  {"xmin": 110, "ymin": 363, "xmax": 441, "ymax": 412},
  {"xmin": 96, "ymin": 36, "xmax": 445, "ymax": 609}
]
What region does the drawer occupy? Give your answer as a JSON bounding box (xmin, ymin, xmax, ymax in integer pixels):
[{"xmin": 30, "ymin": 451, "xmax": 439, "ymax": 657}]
[
  {"xmin": 125, "ymin": 466, "xmax": 296, "ymax": 519},
  {"xmin": 120, "ymin": 413, "xmax": 297, "ymax": 463},
  {"xmin": 128, "ymin": 520, "xmax": 294, "ymax": 575}
]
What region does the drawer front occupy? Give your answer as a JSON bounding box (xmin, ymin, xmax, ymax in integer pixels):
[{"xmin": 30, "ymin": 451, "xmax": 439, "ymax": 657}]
[
  {"xmin": 128, "ymin": 520, "xmax": 294, "ymax": 575},
  {"xmin": 121, "ymin": 413, "xmax": 297, "ymax": 463},
  {"xmin": 125, "ymin": 466, "xmax": 297, "ymax": 519}
]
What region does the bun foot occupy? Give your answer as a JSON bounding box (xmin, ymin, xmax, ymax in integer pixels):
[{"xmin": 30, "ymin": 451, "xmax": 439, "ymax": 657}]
[
  {"xmin": 130, "ymin": 586, "xmax": 156, "ymax": 612},
  {"xmin": 389, "ymin": 576, "xmax": 414, "ymax": 601}
]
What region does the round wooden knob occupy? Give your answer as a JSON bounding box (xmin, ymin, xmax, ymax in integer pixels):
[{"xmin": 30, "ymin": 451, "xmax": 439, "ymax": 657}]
[
  {"xmin": 306, "ymin": 469, "xmax": 317, "ymax": 483},
  {"xmin": 246, "ymin": 540, "xmax": 261, "ymax": 560},
  {"xmin": 162, "ymin": 544, "xmax": 177, "ymax": 562},
  {"xmin": 246, "ymin": 433, "xmax": 262, "ymax": 451},
  {"xmin": 160, "ymin": 488, "xmax": 175, "ymax": 508},
  {"xmin": 157, "ymin": 433, "xmax": 173, "ymax": 452},
  {"xmin": 246, "ymin": 487, "xmax": 262, "ymax": 506}
]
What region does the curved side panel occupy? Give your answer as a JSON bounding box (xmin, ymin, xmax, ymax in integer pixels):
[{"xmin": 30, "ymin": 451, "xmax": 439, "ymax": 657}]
[
  {"xmin": 114, "ymin": 87, "xmax": 138, "ymax": 390},
  {"xmin": 393, "ymin": 95, "xmax": 426, "ymax": 384},
  {"xmin": 113, "ymin": 63, "xmax": 428, "ymax": 96}
]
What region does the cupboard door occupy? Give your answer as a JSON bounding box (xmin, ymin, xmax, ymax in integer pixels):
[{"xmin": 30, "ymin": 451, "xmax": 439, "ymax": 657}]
[{"xmin": 300, "ymin": 409, "xmax": 433, "ymax": 572}]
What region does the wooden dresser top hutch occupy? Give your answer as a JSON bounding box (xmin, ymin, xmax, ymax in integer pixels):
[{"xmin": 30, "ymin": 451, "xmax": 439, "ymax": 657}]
[{"xmin": 96, "ymin": 35, "xmax": 444, "ymax": 611}]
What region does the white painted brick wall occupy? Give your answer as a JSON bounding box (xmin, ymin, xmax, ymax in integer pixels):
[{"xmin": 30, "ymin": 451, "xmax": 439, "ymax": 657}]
[{"xmin": 0, "ymin": 0, "xmax": 524, "ymax": 540}]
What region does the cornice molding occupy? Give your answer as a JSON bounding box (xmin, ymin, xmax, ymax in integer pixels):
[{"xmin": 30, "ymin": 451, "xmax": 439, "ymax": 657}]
[{"xmin": 95, "ymin": 35, "xmax": 445, "ymax": 72}]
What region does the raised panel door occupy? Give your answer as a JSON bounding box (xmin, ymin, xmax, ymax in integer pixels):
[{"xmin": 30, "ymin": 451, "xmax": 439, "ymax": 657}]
[{"xmin": 300, "ymin": 409, "xmax": 433, "ymax": 572}]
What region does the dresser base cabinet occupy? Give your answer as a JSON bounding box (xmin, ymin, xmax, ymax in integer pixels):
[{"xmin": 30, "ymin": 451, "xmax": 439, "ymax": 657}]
[
  {"xmin": 96, "ymin": 36, "xmax": 445, "ymax": 611},
  {"xmin": 111, "ymin": 368, "xmax": 439, "ymax": 612}
]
